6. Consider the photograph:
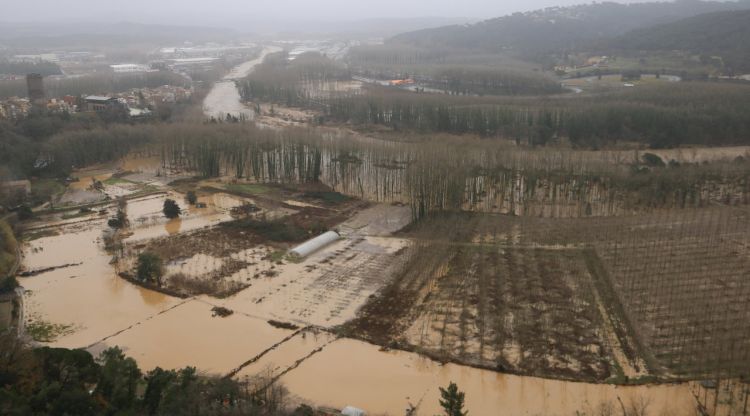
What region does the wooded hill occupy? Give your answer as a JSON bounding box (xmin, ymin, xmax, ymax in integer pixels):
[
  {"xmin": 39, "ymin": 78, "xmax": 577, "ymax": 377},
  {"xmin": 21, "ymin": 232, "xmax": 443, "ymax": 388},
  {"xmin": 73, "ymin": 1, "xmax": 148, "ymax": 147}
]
[
  {"xmin": 390, "ymin": 0, "xmax": 750, "ymax": 63},
  {"xmin": 601, "ymin": 9, "xmax": 750, "ymax": 73}
]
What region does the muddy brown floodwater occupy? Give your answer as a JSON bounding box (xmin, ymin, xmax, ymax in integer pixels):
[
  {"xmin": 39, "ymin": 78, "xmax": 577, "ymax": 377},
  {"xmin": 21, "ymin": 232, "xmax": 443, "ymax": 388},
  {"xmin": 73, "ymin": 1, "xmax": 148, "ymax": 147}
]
[
  {"xmin": 203, "ymin": 46, "xmax": 282, "ymax": 121},
  {"xmin": 87, "ymin": 299, "xmax": 294, "ymax": 375},
  {"xmin": 281, "ymin": 338, "xmax": 696, "ymax": 416},
  {"xmin": 21, "ymin": 223, "xmax": 180, "ymax": 349},
  {"xmin": 19, "ymin": 168, "xmax": 700, "ymax": 415}
]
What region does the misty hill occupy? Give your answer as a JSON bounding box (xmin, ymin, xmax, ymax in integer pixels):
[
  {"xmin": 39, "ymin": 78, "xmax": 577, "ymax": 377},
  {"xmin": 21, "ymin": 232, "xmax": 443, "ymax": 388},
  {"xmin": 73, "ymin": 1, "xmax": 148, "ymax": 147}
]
[
  {"xmin": 236, "ymin": 17, "xmax": 474, "ymax": 39},
  {"xmin": 390, "ymin": 0, "xmax": 750, "ymax": 61},
  {"xmin": 603, "ymin": 10, "xmax": 750, "ymax": 72}
]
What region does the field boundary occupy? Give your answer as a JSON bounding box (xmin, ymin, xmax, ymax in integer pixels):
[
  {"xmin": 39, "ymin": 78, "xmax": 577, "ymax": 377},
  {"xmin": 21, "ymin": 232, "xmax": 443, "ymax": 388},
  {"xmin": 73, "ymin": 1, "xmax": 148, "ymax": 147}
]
[{"xmin": 582, "ymin": 247, "xmax": 660, "ymax": 378}]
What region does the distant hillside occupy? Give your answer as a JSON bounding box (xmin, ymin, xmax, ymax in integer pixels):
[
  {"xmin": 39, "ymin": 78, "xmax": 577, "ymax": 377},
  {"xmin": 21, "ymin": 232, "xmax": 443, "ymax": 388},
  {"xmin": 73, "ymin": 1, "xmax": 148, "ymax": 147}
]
[
  {"xmin": 390, "ymin": 1, "xmax": 750, "ymax": 61},
  {"xmin": 604, "ymin": 10, "xmax": 750, "ymax": 72}
]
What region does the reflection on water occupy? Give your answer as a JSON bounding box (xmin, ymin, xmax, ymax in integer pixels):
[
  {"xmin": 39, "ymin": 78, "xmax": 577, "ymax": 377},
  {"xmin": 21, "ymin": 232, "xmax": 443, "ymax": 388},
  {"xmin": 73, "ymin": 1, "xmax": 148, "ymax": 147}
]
[
  {"xmin": 281, "ymin": 338, "xmax": 697, "ymax": 416},
  {"xmin": 165, "ymin": 218, "xmax": 182, "ymax": 235}
]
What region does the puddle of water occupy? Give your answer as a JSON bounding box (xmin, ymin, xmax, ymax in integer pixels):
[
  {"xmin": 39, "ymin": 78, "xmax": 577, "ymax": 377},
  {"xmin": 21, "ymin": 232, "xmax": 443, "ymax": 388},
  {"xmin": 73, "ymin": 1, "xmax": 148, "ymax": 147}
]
[
  {"xmin": 125, "ymin": 193, "xmax": 236, "ymax": 243},
  {"xmin": 165, "ymin": 218, "xmax": 182, "ymax": 235},
  {"xmin": 281, "ymin": 339, "xmax": 697, "ymax": 416},
  {"xmin": 88, "ymin": 299, "xmax": 293, "ymax": 375},
  {"xmin": 68, "ymin": 172, "xmax": 113, "ymax": 191},
  {"xmin": 120, "ymin": 156, "xmax": 162, "ymax": 174},
  {"xmin": 207, "ymin": 193, "xmax": 251, "ymax": 210}
]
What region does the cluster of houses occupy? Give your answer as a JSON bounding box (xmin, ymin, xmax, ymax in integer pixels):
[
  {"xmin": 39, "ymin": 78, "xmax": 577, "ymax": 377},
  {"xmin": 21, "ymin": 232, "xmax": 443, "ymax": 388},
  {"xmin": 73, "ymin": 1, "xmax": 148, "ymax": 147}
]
[
  {"xmin": 0, "ymin": 84, "xmax": 192, "ymax": 121},
  {"xmin": 0, "ymin": 97, "xmax": 32, "ymax": 120},
  {"xmin": 554, "ymin": 56, "xmax": 610, "ymax": 74}
]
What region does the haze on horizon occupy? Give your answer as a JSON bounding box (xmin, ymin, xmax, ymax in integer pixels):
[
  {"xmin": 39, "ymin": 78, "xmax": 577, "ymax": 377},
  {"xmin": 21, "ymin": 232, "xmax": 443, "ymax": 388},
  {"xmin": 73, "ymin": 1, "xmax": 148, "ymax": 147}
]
[{"xmin": 5, "ymin": 0, "xmax": 669, "ymax": 26}]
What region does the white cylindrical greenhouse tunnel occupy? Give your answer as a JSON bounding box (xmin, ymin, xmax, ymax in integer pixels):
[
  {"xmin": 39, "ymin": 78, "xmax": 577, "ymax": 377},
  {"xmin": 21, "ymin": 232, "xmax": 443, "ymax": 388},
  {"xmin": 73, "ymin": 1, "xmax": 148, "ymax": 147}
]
[{"xmin": 289, "ymin": 231, "xmax": 340, "ymax": 258}]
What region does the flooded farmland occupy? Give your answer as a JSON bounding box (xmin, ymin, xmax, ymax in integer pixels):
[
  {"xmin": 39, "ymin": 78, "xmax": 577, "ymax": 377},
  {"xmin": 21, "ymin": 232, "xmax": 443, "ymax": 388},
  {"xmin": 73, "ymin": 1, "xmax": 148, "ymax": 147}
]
[
  {"xmin": 281, "ymin": 338, "xmax": 696, "ymax": 416},
  {"xmin": 15, "ymin": 160, "xmax": 706, "ymax": 415}
]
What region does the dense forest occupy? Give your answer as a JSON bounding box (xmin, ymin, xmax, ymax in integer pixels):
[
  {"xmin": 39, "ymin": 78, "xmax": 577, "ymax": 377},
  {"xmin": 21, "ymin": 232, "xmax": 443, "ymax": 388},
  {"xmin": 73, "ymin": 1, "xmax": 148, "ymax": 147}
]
[
  {"xmin": 346, "ymin": 45, "xmax": 561, "ymax": 95},
  {"xmin": 602, "ymin": 10, "xmax": 750, "ymax": 73},
  {"xmin": 265, "ymin": 80, "xmax": 750, "ymax": 148},
  {"xmin": 390, "ymin": 0, "xmax": 750, "ymax": 64},
  {"xmin": 238, "ymin": 51, "xmax": 351, "ymax": 107}
]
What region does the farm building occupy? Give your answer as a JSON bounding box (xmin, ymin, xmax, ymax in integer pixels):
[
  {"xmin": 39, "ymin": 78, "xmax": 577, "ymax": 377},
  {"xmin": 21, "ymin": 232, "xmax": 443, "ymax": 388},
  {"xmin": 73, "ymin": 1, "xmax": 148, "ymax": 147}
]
[{"xmin": 289, "ymin": 231, "xmax": 340, "ymax": 258}]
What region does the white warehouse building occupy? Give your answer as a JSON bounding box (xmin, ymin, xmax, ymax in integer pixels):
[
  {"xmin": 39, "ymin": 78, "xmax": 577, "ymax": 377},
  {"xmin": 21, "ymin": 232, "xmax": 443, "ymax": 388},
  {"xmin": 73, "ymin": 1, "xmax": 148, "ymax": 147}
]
[
  {"xmin": 289, "ymin": 231, "xmax": 340, "ymax": 258},
  {"xmin": 110, "ymin": 64, "xmax": 150, "ymax": 73}
]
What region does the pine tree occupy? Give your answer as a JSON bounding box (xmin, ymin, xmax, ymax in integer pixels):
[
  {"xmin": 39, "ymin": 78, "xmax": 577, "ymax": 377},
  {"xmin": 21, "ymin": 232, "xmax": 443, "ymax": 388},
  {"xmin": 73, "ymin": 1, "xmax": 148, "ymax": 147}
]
[{"xmin": 438, "ymin": 382, "xmax": 468, "ymax": 416}]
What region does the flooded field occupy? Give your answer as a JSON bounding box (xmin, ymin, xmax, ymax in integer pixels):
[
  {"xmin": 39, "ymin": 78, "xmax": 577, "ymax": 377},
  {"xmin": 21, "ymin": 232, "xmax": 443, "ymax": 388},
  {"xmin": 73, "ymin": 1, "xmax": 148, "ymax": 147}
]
[
  {"xmin": 282, "ymin": 338, "xmax": 697, "ymax": 416},
  {"xmin": 20, "ymin": 222, "xmax": 180, "ymax": 349},
  {"xmin": 87, "ymin": 299, "xmax": 293, "ymax": 375},
  {"xmin": 16, "ymin": 160, "xmax": 705, "ymax": 415}
]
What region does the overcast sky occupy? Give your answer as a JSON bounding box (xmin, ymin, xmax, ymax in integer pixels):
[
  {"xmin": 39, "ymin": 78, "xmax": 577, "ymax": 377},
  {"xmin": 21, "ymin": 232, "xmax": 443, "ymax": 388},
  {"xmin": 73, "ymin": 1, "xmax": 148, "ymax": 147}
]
[{"xmin": 4, "ymin": 0, "xmax": 654, "ymax": 23}]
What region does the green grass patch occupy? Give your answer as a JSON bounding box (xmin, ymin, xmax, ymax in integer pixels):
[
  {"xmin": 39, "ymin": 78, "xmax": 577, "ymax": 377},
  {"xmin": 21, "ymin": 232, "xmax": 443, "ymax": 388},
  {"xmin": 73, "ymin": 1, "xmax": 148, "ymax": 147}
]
[
  {"xmin": 224, "ymin": 183, "xmax": 270, "ymax": 195},
  {"xmin": 103, "ymin": 177, "xmax": 136, "ymax": 186},
  {"xmin": 224, "ymin": 218, "xmax": 309, "ymax": 242},
  {"xmin": 26, "ymin": 320, "xmax": 75, "ymax": 342},
  {"xmin": 268, "ymin": 250, "xmax": 287, "ymax": 262}
]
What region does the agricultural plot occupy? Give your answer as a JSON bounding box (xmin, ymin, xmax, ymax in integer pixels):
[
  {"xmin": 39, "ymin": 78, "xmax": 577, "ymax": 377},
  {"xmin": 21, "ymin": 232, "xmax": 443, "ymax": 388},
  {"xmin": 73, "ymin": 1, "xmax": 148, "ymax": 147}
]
[
  {"xmin": 350, "ymin": 207, "xmax": 750, "ymax": 382},
  {"xmin": 404, "ymin": 244, "xmax": 611, "ymax": 381}
]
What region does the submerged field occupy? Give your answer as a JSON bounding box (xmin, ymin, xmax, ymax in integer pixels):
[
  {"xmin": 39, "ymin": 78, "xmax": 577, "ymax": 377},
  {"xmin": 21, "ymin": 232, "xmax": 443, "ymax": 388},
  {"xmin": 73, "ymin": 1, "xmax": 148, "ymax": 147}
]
[
  {"xmin": 13, "ymin": 153, "xmax": 750, "ymax": 414},
  {"xmin": 345, "ymin": 210, "xmax": 750, "ymax": 385}
]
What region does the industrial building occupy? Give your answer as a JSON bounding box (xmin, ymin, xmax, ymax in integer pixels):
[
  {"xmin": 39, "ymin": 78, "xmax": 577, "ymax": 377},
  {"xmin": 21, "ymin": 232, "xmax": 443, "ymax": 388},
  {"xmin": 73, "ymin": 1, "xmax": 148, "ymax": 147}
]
[
  {"xmin": 110, "ymin": 64, "xmax": 150, "ymax": 73},
  {"xmin": 26, "ymin": 73, "xmax": 45, "ymax": 107}
]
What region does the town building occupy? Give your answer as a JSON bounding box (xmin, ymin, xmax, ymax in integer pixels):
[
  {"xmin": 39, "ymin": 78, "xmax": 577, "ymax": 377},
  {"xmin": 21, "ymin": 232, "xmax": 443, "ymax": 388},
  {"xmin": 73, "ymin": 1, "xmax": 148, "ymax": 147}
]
[
  {"xmin": 26, "ymin": 73, "xmax": 45, "ymax": 107},
  {"xmin": 110, "ymin": 64, "xmax": 151, "ymax": 73},
  {"xmin": 84, "ymin": 96, "xmax": 120, "ymax": 112}
]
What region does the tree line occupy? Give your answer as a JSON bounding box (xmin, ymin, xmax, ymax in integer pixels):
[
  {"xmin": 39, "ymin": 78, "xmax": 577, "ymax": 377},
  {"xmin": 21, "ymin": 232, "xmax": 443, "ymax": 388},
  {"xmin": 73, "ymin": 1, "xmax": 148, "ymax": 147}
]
[
  {"xmin": 28, "ymin": 122, "xmax": 749, "ymax": 221},
  {"xmin": 318, "ymin": 82, "xmax": 750, "ymax": 148},
  {"xmin": 347, "ymin": 44, "xmax": 561, "ymax": 96}
]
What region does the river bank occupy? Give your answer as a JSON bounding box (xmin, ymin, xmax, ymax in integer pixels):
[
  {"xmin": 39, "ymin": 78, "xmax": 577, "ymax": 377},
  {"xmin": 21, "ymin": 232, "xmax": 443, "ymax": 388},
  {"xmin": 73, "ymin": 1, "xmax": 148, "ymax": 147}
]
[{"xmin": 203, "ymin": 46, "xmax": 282, "ymax": 121}]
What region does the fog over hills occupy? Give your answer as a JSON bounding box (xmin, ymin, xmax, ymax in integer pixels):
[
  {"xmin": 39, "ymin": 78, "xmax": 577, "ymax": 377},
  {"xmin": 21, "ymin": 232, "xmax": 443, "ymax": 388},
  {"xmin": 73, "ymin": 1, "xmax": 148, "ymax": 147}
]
[{"xmin": 391, "ymin": 0, "xmax": 750, "ymax": 59}]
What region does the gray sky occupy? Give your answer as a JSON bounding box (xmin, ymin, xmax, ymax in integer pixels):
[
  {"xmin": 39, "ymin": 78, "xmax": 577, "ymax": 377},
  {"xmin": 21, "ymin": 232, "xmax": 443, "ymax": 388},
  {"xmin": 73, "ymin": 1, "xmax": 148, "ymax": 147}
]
[{"xmin": 4, "ymin": 0, "xmax": 651, "ymax": 23}]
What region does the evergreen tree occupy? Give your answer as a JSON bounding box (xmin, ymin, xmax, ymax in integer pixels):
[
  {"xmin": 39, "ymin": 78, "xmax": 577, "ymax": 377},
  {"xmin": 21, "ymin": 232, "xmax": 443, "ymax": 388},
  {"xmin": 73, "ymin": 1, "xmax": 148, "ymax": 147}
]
[
  {"xmin": 439, "ymin": 382, "xmax": 468, "ymax": 416},
  {"xmin": 163, "ymin": 199, "xmax": 181, "ymax": 219}
]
